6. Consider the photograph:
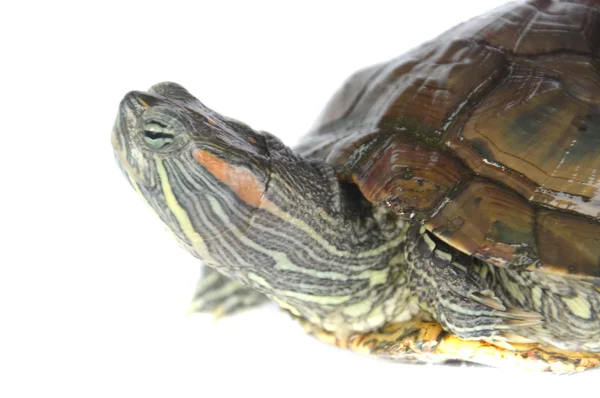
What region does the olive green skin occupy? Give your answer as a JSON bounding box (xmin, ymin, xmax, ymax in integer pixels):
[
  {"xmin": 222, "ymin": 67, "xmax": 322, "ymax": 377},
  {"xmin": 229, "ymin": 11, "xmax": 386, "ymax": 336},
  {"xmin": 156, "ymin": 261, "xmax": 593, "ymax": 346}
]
[{"xmin": 298, "ymin": 0, "xmax": 600, "ymax": 280}]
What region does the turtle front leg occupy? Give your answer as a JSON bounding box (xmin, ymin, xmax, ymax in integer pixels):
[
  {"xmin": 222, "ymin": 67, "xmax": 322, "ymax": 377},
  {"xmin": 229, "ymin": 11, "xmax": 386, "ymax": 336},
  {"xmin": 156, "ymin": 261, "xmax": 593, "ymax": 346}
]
[
  {"xmin": 405, "ymin": 226, "xmax": 542, "ymax": 346},
  {"xmin": 189, "ymin": 266, "xmax": 268, "ymax": 318}
]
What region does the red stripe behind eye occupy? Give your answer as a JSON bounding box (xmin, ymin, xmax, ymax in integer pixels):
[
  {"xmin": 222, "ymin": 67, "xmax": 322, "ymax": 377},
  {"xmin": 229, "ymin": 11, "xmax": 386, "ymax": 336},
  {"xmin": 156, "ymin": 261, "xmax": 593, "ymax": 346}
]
[{"xmin": 193, "ymin": 149, "xmax": 266, "ymax": 208}]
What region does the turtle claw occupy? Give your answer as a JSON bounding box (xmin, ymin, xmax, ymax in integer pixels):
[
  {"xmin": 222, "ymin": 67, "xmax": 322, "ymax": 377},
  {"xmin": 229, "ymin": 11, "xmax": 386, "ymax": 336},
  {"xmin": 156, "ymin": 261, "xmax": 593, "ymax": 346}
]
[
  {"xmin": 484, "ymin": 338, "xmax": 516, "ymax": 351},
  {"xmin": 501, "ymin": 332, "xmax": 537, "ymax": 344},
  {"xmin": 492, "ymin": 308, "xmax": 545, "ymax": 329},
  {"xmin": 504, "ymin": 318, "xmax": 544, "ymax": 328},
  {"xmin": 468, "ymin": 291, "xmax": 507, "ymax": 311},
  {"xmin": 504, "ymin": 308, "xmax": 544, "ymax": 319},
  {"xmin": 485, "ymin": 331, "xmax": 539, "ymax": 350},
  {"xmin": 435, "ymin": 289, "xmax": 544, "ymax": 340}
]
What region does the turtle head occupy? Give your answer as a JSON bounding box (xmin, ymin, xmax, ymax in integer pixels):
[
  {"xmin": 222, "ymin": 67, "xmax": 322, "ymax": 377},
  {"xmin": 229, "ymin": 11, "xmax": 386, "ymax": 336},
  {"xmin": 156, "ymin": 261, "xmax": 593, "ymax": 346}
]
[
  {"xmin": 113, "ymin": 83, "xmax": 408, "ymax": 332},
  {"xmin": 112, "ymin": 82, "xmax": 271, "ymax": 257}
]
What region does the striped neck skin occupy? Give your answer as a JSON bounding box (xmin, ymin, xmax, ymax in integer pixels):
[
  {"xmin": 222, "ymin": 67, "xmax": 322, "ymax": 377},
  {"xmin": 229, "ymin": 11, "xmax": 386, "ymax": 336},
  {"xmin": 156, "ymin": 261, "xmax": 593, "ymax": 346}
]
[{"xmin": 112, "ymin": 83, "xmax": 412, "ymax": 334}]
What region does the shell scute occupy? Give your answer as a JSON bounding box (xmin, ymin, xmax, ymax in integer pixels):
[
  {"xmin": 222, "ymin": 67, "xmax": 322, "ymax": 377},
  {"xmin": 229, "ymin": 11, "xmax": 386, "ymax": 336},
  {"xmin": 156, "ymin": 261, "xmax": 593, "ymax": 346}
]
[
  {"xmin": 425, "ymin": 179, "xmax": 538, "ymax": 268},
  {"xmin": 536, "ymin": 209, "xmax": 600, "ymax": 277},
  {"xmin": 454, "ymin": 0, "xmax": 600, "ymax": 55},
  {"xmin": 458, "ymin": 58, "xmax": 600, "ymax": 216},
  {"xmin": 351, "ymin": 136, "xmax": 470, "ymax": 216}
]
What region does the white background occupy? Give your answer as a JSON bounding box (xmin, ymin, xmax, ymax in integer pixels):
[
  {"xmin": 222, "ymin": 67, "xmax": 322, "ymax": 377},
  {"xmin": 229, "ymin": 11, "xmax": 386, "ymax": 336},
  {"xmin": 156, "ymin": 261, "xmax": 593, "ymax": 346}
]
[{"xmin": 1, "ymin": 0, "xmax": 596, "ymax": 397}]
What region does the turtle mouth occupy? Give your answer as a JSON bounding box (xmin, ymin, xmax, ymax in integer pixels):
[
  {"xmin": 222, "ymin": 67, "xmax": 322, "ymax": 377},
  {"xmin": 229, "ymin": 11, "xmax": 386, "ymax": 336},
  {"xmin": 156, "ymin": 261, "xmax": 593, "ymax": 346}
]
[{"xmin": 112, "ymin": 96, "xmax": 154, "ymax": 188}]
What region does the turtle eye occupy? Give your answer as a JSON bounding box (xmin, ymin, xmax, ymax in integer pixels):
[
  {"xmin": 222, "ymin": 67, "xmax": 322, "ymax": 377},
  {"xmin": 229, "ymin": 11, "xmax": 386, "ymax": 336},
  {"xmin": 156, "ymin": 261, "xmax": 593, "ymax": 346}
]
[{"xmin": 142, "ymin": 121, "xmax": 175, "ymax": 149}]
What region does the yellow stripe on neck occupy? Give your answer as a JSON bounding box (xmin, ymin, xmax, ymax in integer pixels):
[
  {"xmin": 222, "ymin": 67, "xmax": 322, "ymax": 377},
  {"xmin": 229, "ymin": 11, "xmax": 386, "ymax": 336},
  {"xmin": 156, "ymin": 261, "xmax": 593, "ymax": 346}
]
[{"xmin": 154, "ymin": 156, "xmax": 216, "ymax": 264}]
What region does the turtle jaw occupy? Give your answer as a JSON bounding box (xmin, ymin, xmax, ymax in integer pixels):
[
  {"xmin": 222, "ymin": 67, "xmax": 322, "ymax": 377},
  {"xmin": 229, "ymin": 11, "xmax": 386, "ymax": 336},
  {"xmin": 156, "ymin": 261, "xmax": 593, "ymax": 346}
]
[{"xmin": 112, "ymin": 91, "xmax": 159, "ymax": 189}]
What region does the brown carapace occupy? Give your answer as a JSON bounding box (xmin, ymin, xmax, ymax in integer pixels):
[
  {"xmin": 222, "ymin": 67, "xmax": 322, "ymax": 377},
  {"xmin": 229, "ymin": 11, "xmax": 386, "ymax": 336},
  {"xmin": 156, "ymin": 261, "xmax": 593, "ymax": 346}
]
[{"xmin": 299, "ymin": 0, "xmax": 600, "ymax": 279}]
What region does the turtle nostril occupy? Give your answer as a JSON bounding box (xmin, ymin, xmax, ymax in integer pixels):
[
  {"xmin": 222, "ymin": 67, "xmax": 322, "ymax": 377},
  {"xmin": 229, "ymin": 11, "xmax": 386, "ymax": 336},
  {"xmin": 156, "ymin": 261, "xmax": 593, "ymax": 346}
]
[
  {"xmin": 119, "ymin": 91, "xmax": 149, "ymax": 118},
  {"xmin": 121, "ymin": 90, "xmax": 162, "ymax": 112}
]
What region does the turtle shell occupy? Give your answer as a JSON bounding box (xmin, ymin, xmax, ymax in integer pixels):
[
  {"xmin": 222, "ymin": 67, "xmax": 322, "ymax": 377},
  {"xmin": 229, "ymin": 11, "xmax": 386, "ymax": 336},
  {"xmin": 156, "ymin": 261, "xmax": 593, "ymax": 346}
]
[{"xmin": 297, "ymin": 0, "xmax": 600, "ymax": 279}]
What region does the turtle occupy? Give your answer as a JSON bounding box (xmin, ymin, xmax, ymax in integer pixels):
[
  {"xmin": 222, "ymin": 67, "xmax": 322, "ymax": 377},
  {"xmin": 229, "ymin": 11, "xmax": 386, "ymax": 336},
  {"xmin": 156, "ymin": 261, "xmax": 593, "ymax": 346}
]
[{"xmin": 112, "ymin": 0, "xmax": 600, "ymax": 372}]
